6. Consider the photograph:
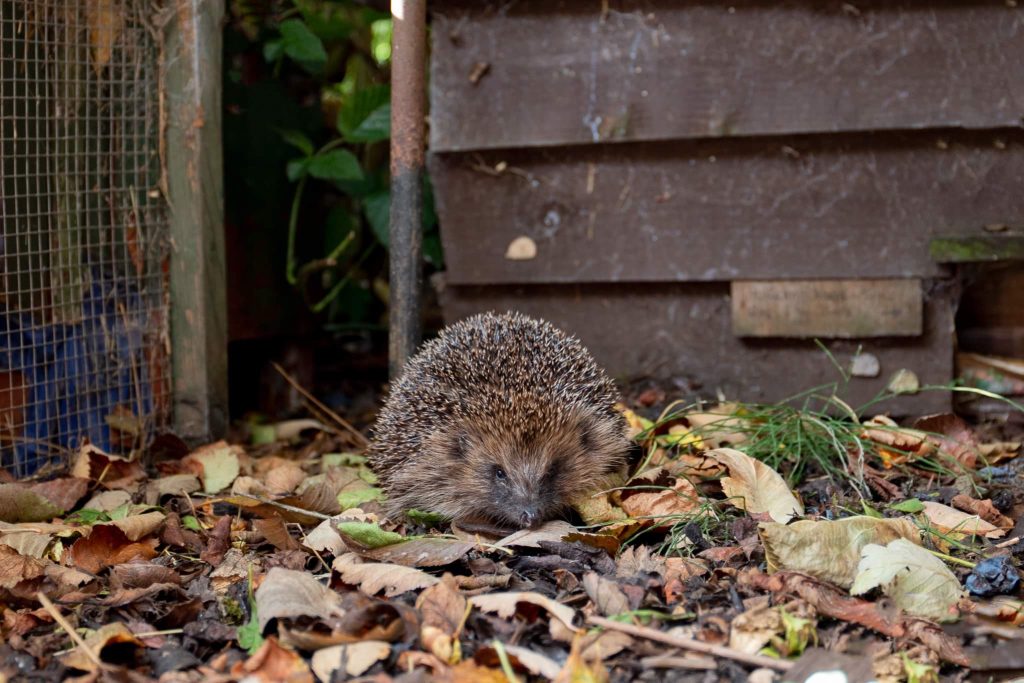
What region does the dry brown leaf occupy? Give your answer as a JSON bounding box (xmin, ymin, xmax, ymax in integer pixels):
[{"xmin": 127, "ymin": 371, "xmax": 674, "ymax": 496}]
[
  {"xmin": 495, "ymin": 520, "xmax": 576, "ymax": 548},
  {"xmin": 978, "ymin": 441, "xmax": 1021, "ymax": 464},
  {"xmin": 449, "ymin": 660, "xmax": 510, "ymax": 683},
  {"xmin": 264, "ymin": 462, "xmax": 308, "ymax": 496},
  {"xmin": 310, "ymin": 641, "xmax": 390, "ymax": 681},
  {"xmin": 502, "ymin": 644, "xmax": 562, "ymax": 679},
  {"xmin": 234, "ymin": 636, "xmax": 313, "ymax": 683},
  {"xmin": 729, "ymin": 603, "xmax": 784, "ymax": 655},
  {"xmin": 303, "ymin": 518, "xmax": 348, "ymax": 557},
  {"xmin": 950, "ymin": 494, "xmax": 1014, "ymax": 530},
  {"xmin": 582, "ymin": 572, "xmax": 630, "ymax": 618},
  {"xmin": 62, "ymin": 622, "xmax": 141, "ymax": 673},
  {"xmin": 0, "ymin": 485, "xmax": 62, "ymax": 523},
  {"xmin": 416, "ymin": 575, "xmax": 467, "ymax": 664},
  {"xmin": 615, "ymin": 545, "xmax": 666, "ymax": 579},
  {"xmin": 144, "ymin": 474, "xmax": 201, "ymax": 505},
  {"xmin": 921, "ymin": 501, "xmax": 1005, "ymax": 539},
  {"xmin": 361, "ymin": 537, "xmax": 474, "ymax": 567},
  {"xmin": 684, "ymin": 403, "xmax": 750, "ymax": 447},
  {"xmin": 861, "ymin": 415, "xmax": 933, "ymax": 457},
  {"xmin": 620, "ymin": 469, "xmax": 702, "ymax": 523},
  {"xmin": 0, "ymin": 521, "xmax": 79, "ymax": 559},
  {"xmin": 110, "ymin": 512, "xmax": 165, "ymax": 542},
  {"xmin": 68, "ymin": 525, "xmax": 158, "ymax": 573},
  {"xmin": 28, "ymin": 478, "xmax": 89, "ymax": 512},
  {"xmin": 554, "ymin": 633, "xmax": 610, "ymax": 683},
  {"xmin": 253, "ymin": 517, "xmax": 303, "ymax": 551},
  {"xmin": 82, "ymin": 489, "xmax": 132, "ymax": 512},
  {"xmin": 255, "ymin": 567, "xmax": 346, "ymax": 631},
  {"xmin": 852, "ymin": 538, "xmax": 964, "ymax": 623},
  {"xmin": 45, "ymin": 564, "xmax": 94, "ymax": 589},
  {"xmin": 333, "ymin": 553, "xmax": 438, "ymax": 596},
  {"xmin": 0, "ymin": 545, "xmax": 46, "ymax": 589},
  {"xmin": 760, "ymin": 515, "xmax": 920, "ymax": 588},
  {"xmin": 184, "ymin": 441, "xmax": 242, "ymax": 494},
  {"xmin": 707, "ymin": 447, "xmax": 804, "ymax": 523},
  {"xmin": 913, "ymin": 413, "xmax": 981, "ymax": 468},
  {"xmin": 469, "ymin": 591, "xmax": 578, "ymax": 636}
]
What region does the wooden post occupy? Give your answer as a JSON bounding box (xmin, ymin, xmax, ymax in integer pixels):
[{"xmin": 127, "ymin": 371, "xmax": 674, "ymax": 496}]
[{"xmin": 164, "ymin": 0, "xmax": 228, "ymax": 442}]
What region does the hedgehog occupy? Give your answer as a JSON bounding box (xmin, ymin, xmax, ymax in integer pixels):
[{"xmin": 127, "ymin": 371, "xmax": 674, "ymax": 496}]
[{"xmin": 367, "ymin": 311, "xmax": 631, "ymax": 529}]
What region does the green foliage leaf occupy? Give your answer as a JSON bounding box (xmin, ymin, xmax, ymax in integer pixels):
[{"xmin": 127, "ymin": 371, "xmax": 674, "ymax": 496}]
[
  {"xmin": 262, "ymin": 39, "xmax": 284, "ymax": 63},
  {"xmin": 323, "ymin": 453, "xmax": 368, "ymax": 468},
  {"xmin": 250, "ymin": 423, "xmax": 276, "ymax": 445},
  {"xmin": 307, "ymin": 149, "xmax": 364, "ymax": 182},
  {"xmin": 335, "ymin": 521, "xmax": 405, "ymax": 548},
  {"xmin": 363, "ymin": 191, "xmax": 390, "ymax": 246},
  {"xmin": 325, "ymin": 206, "xmax": 356, "ymax": 255},
  {"xmin": 337, "ymin": 487, "xmax": 383, "ymax": 510},
  {"xmin": 337, "ymin": 85, "xmax": 390, "ymax": 142},
  {"xmin": 348, "ymin": 104, "xmax": 390, "ymax": 142},
  {"xmin": 278, "ymin": 19, "xmax": 327, "ymax": 75},
  {"xmin": 286, "ymin": 158, "xmax": 310, "ymax": 182},
  {"xmin": 182, "ymin": 515, "xmax": 202, "ymax": 532},
  {"xmin": 405, "ymin": 509, "xmax": 449, "ymax": 526},
  {"xmin": 279, "ymin": 129, "xmax": 314, "ymax": 156},
  {"xmin": 890, "ymin": 499, "xmax": 925, "ymax": 513}
]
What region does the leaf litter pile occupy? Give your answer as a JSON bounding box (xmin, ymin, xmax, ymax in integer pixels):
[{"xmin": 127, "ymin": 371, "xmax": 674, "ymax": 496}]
[{"xmin": 2, "ymin": 390, "xmax": 1024, "ymax": 682}]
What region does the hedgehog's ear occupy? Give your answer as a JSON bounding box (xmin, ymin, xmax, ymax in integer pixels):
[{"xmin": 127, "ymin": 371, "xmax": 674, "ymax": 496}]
[{"xmin": 452, "ymin": 430, "xmax": 471, "ymax": 460}]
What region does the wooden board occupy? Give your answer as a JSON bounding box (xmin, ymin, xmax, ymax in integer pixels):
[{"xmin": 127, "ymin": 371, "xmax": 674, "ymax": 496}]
[
  {"xmin": 166, "ymin": 0, "xmax": 229, "ymax": 443},
  {"xmin": 731, "ymin": 279, "xmax": 922, "ymax": 338},
  {"xmin": 438, "ymin": 279, "xmax": 956, "ymax": 413},
  {"xmin": 429, "ymin": 132, "xmax": 1024, "ymax": 285},
  {"xmin": 431, "ymin": 0, "xmax": 1024, "ymax": 152}
]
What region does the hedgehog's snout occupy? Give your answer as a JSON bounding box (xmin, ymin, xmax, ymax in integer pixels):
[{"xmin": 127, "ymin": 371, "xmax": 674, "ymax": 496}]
[{"xmin": 518, "ymin": 507, "xmax": 540, "ymax": 528}]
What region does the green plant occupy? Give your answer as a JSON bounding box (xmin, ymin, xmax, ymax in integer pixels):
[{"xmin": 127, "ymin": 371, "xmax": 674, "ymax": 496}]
[{"xmin": 225, "ymin": 0, "xmax": 440, "ymax": 328}]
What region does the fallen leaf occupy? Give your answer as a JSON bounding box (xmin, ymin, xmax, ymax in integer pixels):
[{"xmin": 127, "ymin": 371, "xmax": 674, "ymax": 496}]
[
  {"xmin": 729, "ymin": 603, "xmax": 784, "ymax": 655},
  {"xmin": 184, "ymin": 441, "xmax": 242, "ymax": 494},
  {"xmin": 913, "ymin": 413, "xmax": 981, "ymax": 468},
  {"xmin": 110, "ymin": 512, "xmax": 165, "ymax": 542},
  {"xmin": 495, "ymin": 520, "xmax": 577, "ymax": 549},
  {"xmin": 0, "ymin": 521, "xmax": 79, "ymax": 559},
  {"xmin": 684, "ymin": 403, "xmax": 750, "ymax": 447},
  {"xmin": 255, "ymin": 567, "xmax": 347, "ymax": 631},
  {"xmin": 500, "ymin": 645, "xmax": 562, "ymax": 680},
  {"xmin": 950, "ymin": 494, "xmax": 1014, "ymax": 530},
  {"xmin": 303, "ymin": 518, "xmax": 348, "ymax": 557},
  {"xmin": 0, "ymin": 485, "xmax": 62, "ymax": 523},
  {"xmin": 887, "ymin": 369, "xmax": 920, "ymax": 394},
  {"xmin": 760, "ymin": 516, "xmax": 920, "ymax": 588},
  {"xmin": 469, "ymin": 591, "xmax": 578, "ymax": 635},
  {"xmin": 333, "ymin": 553, "xmax": 438, "ymax": 597},
  {"xmin": 68, "ymin": 525, "xmax": 158, "ymax": 573},
  {"xmin": 264, "ymin": 462, "xmax": 307, "ymax": 496},
  {"xmin": 920, "ymin": 501, "xmax": 1005, "ymax": 539},
  {"xmin": 82, "ymin": 489, "xmax": 132, "ymax": 512},
  {"xmin": 62, "ymin": 622, "xmax": 141, "ymax": 673},
  {"xmin": 362, "ymin": 536, "xmax": 474, "ymax": 567},
  {"xmin": 253, "ymin": 517, "xmax": 303, "ymax": 551},
  {"xmin": 708, "ymin": 447, "xmax": 804, "ymax": 523},
  {"xmin": 861, "ymin": 415, "xmax": 932, "ymax": 457},
  {"xmin": 416, "ymin": 575, "xmax": 466, "ymax": 664},
  {"xmin": 200, "ymin": 515, "xmax": 233, "ymax": 566},
  {"xmin": 310, "ymin": 641, "xmax": 390, "ymax": 681},
  {"xmin": 0, "ymin": 545, "xmax": 46, "ymax": 589},
  {"xmin": 335, "ymin": 521, "xmax": 405, "ymax": 549},
  {"xmin": 851, "ymin": 538, "xmax": 964, "ymax": 623},
  {"xmin": 554, "ymin": 633, "xmax": 609, "ymax": 683},
  {"xmin": 620, "ymin": 468, "xmax": 702, "ymax": 523},
  {"xmin": 144, "ymin": 474, "xmax": 201, "ymax": 505},
  {"xmin": 28, "ymin": 478, "xmax": 88, "ymax": 512},
  {"xmin": 235, "ymin": 636, "xmax": 313, "ymax": 683},
  {"xmin": 582, "ymin": 572, "xmax": 631, "ymax": 617}
]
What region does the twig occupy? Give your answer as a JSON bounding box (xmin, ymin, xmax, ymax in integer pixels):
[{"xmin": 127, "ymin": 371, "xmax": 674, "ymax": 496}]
[
  {"xmin": 994, "ymin": 535, "xmax": 1021, "ymax": 549},
  {"xmin": 586, "ymin": 614, "xmax": 793, "ymax": 672},
  {"xmin": 36, "ymin": 592, "xmax": 103, "ymax": 669},
  {"xmin": 271, "ymin": 362, "xmax": 369, "ymax": 447}
]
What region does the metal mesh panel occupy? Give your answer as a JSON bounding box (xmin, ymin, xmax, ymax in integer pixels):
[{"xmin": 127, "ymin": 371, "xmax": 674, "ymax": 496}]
[{"xmin": 1, "ymin": 0, "xmax": 170, "ymax": 476}]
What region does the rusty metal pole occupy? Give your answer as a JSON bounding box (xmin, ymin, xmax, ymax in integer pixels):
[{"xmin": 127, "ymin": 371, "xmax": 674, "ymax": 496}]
[{"xmin": 388, "ymin": 0, "xmax": 426, "ymax": 379}]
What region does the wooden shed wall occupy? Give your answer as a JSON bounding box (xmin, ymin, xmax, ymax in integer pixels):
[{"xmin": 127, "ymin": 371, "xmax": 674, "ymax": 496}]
[{"xmin": 428, "ymin": 0, "xmax": 1024, "ymax": 410}]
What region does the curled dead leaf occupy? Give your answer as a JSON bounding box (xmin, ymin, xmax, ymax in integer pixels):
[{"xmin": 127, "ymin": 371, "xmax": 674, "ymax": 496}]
[{"xmin": 707, "ymin": 447, "xmax": 803, "ymax": 523}]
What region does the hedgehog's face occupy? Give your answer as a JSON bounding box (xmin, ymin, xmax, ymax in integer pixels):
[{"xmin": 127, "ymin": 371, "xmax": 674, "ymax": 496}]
[{"xmin": 450, "ymin": 411, "xmax": 629, "ymax": 529}]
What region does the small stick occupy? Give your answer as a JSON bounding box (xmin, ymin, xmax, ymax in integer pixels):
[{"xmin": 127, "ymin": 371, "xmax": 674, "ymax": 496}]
[
  {"xmin": 37, "ymin": 592, "xmax": 103, "ymax": 669},
  {"xmin": 994, "ymin": 535, "xmax": 1021, "ymax": 549},
  {"xmin": 271, "ymin": 362, "xmax": 369, "ymax": 447},
  {"xmin": 586, "ymin": 615, "xmax": 793, "ymax": 672}
]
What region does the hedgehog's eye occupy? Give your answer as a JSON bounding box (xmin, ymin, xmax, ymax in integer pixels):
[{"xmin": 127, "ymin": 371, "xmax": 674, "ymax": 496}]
[{"xmin": 493, "ymin": 466, "xmax": 508, "ymax": 481}]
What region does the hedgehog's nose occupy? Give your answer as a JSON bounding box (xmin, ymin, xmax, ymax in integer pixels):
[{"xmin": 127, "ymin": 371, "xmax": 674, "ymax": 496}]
[{"xmin": 519, "ymin": 508, "xmax": 539, "ymax": 528}]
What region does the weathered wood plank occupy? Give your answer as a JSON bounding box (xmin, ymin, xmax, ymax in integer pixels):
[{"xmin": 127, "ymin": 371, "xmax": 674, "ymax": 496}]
[
  {"xmin": 930, "ymin": 234, "xmax": 1024, "ymax": 263},
  {"xmin": 431, "ymin": 0, "xmax": 1024, "ymax": 152},
  {"xmin": 166, "ymin": 0, "xmax": 228, "ymax": 442},
  {"xmin": 439, "ymin": 280, "xmax": 956, "ymax": 413},
  {"xmin": 731, "ymin": 279, "xmax": 922, "ymax": 338},
  {"xmin": 429, "ymin": 132, "xmax": 1024, "ymax": 284}
]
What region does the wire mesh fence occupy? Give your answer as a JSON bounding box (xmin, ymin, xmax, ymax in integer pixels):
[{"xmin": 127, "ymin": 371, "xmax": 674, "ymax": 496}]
[{"xmin": 0, "ymin": 0, "xmax": 170, "ymax": 477}]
